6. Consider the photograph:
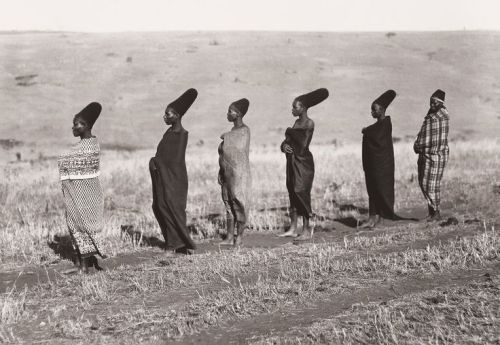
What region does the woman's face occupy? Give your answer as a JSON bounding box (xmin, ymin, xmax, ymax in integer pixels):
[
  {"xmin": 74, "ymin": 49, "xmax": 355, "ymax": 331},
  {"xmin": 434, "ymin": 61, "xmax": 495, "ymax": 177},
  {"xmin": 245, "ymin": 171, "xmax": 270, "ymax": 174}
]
[
  {"xmin": 164, "ymin": 108, "xmax": 179, "ymax": 125},
  {"xmin": 227, "ymin": 106, "xmax": 240, "ymax": 122},
  {"xmin": 430, "ymin": 97, "xmax": 442, "ymax": 111},
  {"xmin": 72, "ymin": 116, "xmax": 89, "ymax": 137},
  {"xmin": 371, "ymin": 103, "xmax": 385, "ymax": 119},
  {"xmin": 292, "ymin": 100, "xmax": 305, "ymax": 117}
]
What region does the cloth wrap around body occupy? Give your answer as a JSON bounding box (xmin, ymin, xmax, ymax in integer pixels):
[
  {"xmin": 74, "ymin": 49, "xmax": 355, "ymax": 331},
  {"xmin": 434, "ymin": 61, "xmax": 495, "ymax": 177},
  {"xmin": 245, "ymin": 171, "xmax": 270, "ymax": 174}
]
[
  {"xmin": 218, "ymin": 125, "xmax": 251, "ymax": 224},
  {"xmin": 149, "ymin": 129, "xmax": 196, "ymax": 250},
  {"xmin": 282, "ymin": 127, "xmax": 315, "ymax": 217},
  {"xmin": 413, "ymin": 107, "xmax": 450, "ymax": 212},
  {"xmin": 57, "ymin": 137, "xmax": 104, "ymax": 259},
  {"xmin": 362, "ymin": 116, "xmax": 400, "ymax": 219}
]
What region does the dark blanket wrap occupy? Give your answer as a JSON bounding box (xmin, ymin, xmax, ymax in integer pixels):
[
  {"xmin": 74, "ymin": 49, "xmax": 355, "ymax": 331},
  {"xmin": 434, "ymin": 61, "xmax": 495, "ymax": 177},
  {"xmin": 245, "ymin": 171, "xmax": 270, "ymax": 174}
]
[
  {"xmin": 149, "ymin": 130, "xmax": 196, "ymax": 250},
  {"xmin": 284, "ymin": 127, "xmax": 315, "ymax": 217},
  {"xmin": 362, "ymin": 117, "xmax": 397, "ymax": 219}
]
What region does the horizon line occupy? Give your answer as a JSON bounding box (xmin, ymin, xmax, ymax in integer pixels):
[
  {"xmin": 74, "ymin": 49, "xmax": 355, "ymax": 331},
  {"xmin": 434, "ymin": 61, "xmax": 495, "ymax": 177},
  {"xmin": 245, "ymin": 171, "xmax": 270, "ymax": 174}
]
[{"xmin": 1, "ymin": 28, "xmax": 499, "ymax": 35}]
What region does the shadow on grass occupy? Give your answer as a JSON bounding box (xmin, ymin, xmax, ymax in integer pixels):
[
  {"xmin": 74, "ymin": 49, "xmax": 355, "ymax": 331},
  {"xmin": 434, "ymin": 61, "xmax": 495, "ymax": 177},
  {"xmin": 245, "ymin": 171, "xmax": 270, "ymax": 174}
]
[
  {"xmin": 252, "ymin": 202, "xmax": 368, "ymax": 229},
  {"xmin": 195, "ymin": 212, "xmax": 224, "ymax": 222},
  {"xmin": 337, "ymin": 203, "xmax": 368, "ymax": 214},
  {"xmin": 188, "ymin": 213, "xmax": 225, "ymax": 239},
  {"xmin": 120, "ymin": 225, "xmax": 165, "ymax": 249},
  {"xmin": 335, "ymin": 217, "xmax": 361, "ymax": 228},
  {"xmin": 257, "ymin": 206, "xmax": 289, "ymax": 212},
  {"xmin": 47, "ymin": 235, "xmax": 78, "ymax": 264},
  {"xmin": 322, "ymin": 201, "xmax": 368, "ymax": 228}
]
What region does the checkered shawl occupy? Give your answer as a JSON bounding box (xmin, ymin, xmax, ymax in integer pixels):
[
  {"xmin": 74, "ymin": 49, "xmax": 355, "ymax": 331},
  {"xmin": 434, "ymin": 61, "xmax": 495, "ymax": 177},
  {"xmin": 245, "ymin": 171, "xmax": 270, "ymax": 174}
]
[
  {"xmin": 414, "ymin": 107, "xmax": 450, "ymax": 211},
  {"xmin": 413, "ymin": 107, "xmax": 450, "ymax": 157}
]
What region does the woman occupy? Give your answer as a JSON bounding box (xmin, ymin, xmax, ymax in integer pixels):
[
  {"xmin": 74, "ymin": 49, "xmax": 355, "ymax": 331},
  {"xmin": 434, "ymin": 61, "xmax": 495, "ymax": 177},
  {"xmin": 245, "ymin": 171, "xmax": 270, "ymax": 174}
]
[
  {"xmin": 218, "ymin": 98, "xmax": 251, "ymax": 246},
  {"xmin": 361, "ymin": 90, "xmax": 399, "ymax": 228},
  {"xmin": 413, "ymin": 89, "xmax": 449, "ymax": 221},
  {"xmin": 150, "ymin": 88, "xmax": 198, "ymax": 253},
  {"xmin": 279, "ymin": 88, "xmax": 329, "ymax": 240},
  {"xmin": 58, "ymin": 102, "xmax": 106, "ymax": 273}
]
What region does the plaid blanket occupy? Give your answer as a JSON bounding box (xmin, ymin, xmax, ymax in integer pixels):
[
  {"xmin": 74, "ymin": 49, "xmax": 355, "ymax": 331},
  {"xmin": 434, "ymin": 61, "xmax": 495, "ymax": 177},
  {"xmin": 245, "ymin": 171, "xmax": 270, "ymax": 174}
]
[{"xmin": 414, "ymin": 107, "xmax": 450, "ymax": 212}]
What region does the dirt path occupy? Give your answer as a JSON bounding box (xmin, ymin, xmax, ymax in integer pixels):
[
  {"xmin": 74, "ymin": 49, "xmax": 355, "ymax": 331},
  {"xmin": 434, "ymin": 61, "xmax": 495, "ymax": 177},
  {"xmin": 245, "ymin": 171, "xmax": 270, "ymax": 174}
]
[
  {"xmin": 17, "ymin": 224, "xmax": 477, "ymax": 322},
  {"xmin": 179, "ymin": 263, "xmax": 500, "ymax": 344},
  {"xmin": 0, "ymin": 219, "xmax": 476, "ymax": 293},
  {"xmin": 2, "ymin": 221, "xmax": 495, "ymax": 344}
]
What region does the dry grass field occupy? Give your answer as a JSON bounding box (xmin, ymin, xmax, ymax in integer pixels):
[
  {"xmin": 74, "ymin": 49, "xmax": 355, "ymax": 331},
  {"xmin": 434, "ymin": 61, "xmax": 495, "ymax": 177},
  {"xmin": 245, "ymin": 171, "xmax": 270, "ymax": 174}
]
[{"xmin": 1, "ymin": 31, "xmax": 500, "ymax": 344}]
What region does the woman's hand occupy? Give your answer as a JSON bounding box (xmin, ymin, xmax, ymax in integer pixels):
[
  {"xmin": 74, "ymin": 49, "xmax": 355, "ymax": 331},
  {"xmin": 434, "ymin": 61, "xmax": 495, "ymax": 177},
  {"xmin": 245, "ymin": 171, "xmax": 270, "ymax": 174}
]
[
  {"xmin": 217, "ymin": 169, "xmax": 224, "ymax": 185},
  {"xmin": 413, "ymin": 142, "xmax": 420, "ymax": 154},
  {"xmin": 282, "ymin": 143, "xmax": 294, "ymax": 154}
]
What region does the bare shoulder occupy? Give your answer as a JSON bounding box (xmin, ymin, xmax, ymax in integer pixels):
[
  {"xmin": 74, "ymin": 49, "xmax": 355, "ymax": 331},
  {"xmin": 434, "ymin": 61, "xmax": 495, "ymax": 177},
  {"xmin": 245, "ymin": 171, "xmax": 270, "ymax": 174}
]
[
  {"xmin": 233, "ymin": 124, "xmax": 250, "ymax": 135},
  {"xmin": 305, "ymin": 118, "xmax": 315, "ymax": 129}
]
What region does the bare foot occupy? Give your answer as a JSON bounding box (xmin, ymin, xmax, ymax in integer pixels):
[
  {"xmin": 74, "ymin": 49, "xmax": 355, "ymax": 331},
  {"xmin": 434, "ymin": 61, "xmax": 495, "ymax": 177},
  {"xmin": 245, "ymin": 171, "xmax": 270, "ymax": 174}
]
[
  {"xmin": 90, "ymin": 256, "xmax": 105, "ymax": 271},
  {"xmin": 78, "ymin": 266, "xmax": 89, "ymax": 274},
  {"xmin": 278, "ymin": 228, "xmax": 298, "ymax": 237},
  {"xmin": 359, "ymin": 220, "xmax": 375, "ymax": 229},
  {"xmin": 359, "ymin": 215, "xmax": 379, "ymax": 229},
  {"xmin": 294, "ymin": 224, "xmax": 314, "ymax": 242},
  {"xmin": 294, "ymin": 232, "xmax": 312, "ymax": 242},
  {"xmin": 234, "ymin": 235, "xmax": 242, "ymax": 247},
  {"xmin": 371, "ymin": 216, "xmax": 381, "ymax": 228},
  {"xmin": 427, "ymin": 212, "xmax": 441, "ymax": 222},
  {"xmin": 174, "ymin": 247, "xmax": 194, "ymax": 255},
  {"xmin": 61, "ymin": 267, "xmax": 79, "ymax": 275},
  {"xmin": 219, "ymin": 236, "xmax": 234, "ymax": 246}
]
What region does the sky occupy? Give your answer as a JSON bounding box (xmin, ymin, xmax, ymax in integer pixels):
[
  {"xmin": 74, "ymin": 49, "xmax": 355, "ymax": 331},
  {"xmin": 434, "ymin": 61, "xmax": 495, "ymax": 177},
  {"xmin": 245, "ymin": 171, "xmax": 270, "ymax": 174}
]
[{"xmin": 1, "ymin": 0, "xmax": 499, "ymax": 32}]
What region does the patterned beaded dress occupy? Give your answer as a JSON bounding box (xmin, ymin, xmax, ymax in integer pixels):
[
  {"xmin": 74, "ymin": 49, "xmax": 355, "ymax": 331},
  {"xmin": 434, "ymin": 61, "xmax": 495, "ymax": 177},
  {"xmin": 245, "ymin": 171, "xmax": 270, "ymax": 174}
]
[{"xmin": 58, "ymin": 137, "xmax": 104, "ymax": 259}]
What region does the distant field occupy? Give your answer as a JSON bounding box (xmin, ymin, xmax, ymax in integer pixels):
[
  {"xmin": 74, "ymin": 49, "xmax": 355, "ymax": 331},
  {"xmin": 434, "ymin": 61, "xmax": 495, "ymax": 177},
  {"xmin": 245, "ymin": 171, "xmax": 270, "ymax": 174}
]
[{"xmin": 1, "ymin": 31, "xmax": 499, "ymax": 154}]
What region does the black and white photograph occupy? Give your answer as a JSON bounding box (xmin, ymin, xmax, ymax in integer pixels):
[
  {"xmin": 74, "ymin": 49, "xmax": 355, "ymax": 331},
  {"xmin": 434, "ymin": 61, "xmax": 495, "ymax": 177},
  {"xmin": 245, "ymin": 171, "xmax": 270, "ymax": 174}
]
[{"xmin": 0, "ymin": 0, "xmax": 499, "ymax": 343}]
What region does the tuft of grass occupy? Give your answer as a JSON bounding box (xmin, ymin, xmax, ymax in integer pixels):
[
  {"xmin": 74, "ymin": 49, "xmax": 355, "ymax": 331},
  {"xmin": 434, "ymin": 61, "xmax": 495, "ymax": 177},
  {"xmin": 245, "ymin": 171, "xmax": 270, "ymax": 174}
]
[
  {"xmin": 79, "ymin": 274, "xmax": 118, "ymax": 302},
  {"xmin": 253, "ymin": 279, "xmax": 500, "ymax": 345},
  {"xmin": 0, "ymin": 287, "xmax": 28, "ymax": 325}
]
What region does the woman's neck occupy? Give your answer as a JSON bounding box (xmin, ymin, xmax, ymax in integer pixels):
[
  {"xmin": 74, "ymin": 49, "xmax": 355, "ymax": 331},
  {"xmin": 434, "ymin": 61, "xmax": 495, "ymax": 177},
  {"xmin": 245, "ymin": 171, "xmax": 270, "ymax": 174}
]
[
  {"xmin": 170, "ymin": 121, "xmax": 184, "ymax": 132},
  {"xmin": 232, "ymin": 116, "xmax": 244, "ymax": 129},
  {"xmin": 298, "ymin": 111, "xmax": 309, "ymax": 123},
  {"xmin": 377, "ymin": 114, "xmax": 386, "ymax": 122},
  {"xmin": 80, "ymin": 131, "xmax": 93, "ymax": 139}
]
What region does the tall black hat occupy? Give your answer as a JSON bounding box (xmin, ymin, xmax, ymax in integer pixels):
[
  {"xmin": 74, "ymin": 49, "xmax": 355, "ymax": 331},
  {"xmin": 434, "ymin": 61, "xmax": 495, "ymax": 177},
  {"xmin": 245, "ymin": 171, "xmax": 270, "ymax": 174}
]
[
  {"xmin": 167, "ymin": 88, "xmax": 198, "ymax": 116},
  {"xmin": 295, "ymin": 88, "xmax": 329, "ymax": 108},
  {"xmin": 75, "ymin": 102, "xmax": 102, "ymax": 128},
  {"xmin": 431, "ymin": 89, "xmax": 445, "ymax": 103},
  {"xmin": 230, "ymin": 98, "xmax": 250, "ymax": 116},
  {"xmin": 373, "ymin": 90, "xmax": 396, "ymax": 109}
]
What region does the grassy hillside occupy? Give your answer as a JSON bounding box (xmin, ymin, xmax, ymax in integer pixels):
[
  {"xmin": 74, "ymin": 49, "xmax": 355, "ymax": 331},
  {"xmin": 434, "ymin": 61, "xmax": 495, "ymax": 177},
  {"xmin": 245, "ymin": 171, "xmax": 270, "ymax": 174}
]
[{"xmin": 1, "ymin": 31, "xmax": 499, "ymax": 153}]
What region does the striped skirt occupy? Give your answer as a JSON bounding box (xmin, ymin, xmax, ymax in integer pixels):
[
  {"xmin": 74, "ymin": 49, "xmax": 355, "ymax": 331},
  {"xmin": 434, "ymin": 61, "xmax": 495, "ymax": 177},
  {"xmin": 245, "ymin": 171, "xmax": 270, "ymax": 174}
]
[{"xmin": 61, "ymin": 178, "xmax": 104, "ymax": 258}]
